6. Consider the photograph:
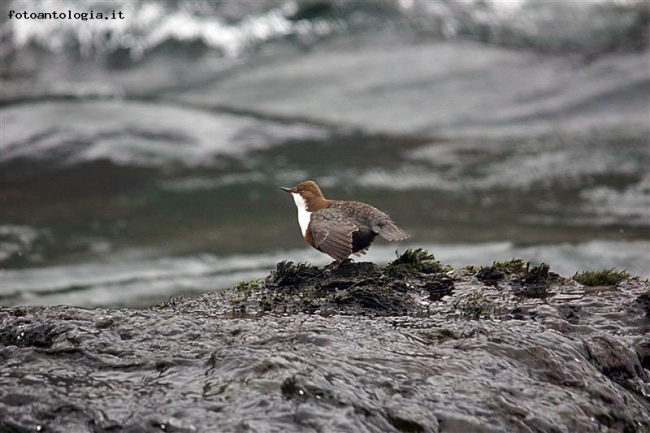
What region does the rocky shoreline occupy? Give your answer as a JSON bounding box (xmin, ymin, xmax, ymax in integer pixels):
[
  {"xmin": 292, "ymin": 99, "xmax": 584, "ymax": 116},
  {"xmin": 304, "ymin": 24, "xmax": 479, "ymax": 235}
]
[{"xmin": 1, "ymin": 250, "xmax": 649, "ymax": 432}]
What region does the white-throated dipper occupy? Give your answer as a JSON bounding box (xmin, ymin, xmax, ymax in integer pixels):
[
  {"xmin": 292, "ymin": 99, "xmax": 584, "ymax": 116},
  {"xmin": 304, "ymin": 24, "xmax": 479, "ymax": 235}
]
[{"xmin": 281, "ymin": 180, "xmax": 410, "ymax": 262}]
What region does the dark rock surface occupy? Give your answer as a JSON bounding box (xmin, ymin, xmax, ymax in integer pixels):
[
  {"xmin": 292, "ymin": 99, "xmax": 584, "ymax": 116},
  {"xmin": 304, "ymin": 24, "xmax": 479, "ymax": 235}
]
[{"xmin": 1, "ymin": 251, "xmax": 649, "ymax": 433}]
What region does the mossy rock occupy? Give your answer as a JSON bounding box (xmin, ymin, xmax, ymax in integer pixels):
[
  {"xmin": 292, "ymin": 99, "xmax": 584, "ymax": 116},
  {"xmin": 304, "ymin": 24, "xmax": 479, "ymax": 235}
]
[
  {"xmin": 385, "ymin": 248, "xmax": 447, "ymax": 278},
  {"xmin": 335, "ymin": 284, "xmax": 415, "ymax": 315},
  {"xmin": 329, "ymin": 261, "xmax": 382, "ymax": 279},
  {"xmin": 492, "ymin": 259, "xmax": 528, "ymax": 275},
  {"xmin": 475, "ymin": 259, "xmax": 527, "ymax": 287},
  {"xmin": 573, "ymin": 269, "xmax": 630, "ymax": 287},
  {"xmin": 475, "ymin": 260, "xmax": 558, "ymax": 297},
  {"xmin": 513, "ymin": 263, "xmax": 558, "ymax": 298},
  {"xmin": 265, "ymin": 261, "xmax": 324, "ymax": 288},
  {"xmin": 224, "ymin": 258, "xmax": 426, "ymax": 316}
]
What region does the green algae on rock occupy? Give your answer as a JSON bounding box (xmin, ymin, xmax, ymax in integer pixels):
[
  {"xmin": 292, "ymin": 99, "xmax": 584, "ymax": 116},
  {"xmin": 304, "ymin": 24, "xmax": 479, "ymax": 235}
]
[
  {"xmin": 385, "ymin": 248, "xmax": 450, "ymax": 277},
  {"xmin": 207, "ymin": 250, "xmax": 461, "ymax": 317},
  {"xmin": 235, "ymin": 260, "xmax": 420, "ymax": 316},
  {"xmin": 573, "ymin": 268, "xmax": 631, "ymax": 287},
  {"xmin": 470, "ymin": 259, "xmax": 559, "ymax": 299},
  {"xmin": 474, "ymin": 258, "xmax": 529, "ymax": 287}
]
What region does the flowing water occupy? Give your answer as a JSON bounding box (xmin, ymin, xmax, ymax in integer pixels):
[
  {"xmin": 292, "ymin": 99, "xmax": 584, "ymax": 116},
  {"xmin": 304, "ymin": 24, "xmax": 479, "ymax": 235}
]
[{"xmin": 1, "ymin": 0, "xmax": 649, "ymax": 307}]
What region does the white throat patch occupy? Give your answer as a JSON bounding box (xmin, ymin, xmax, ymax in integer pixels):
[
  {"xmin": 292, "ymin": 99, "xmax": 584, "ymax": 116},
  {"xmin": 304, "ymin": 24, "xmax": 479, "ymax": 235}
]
[{"xmin": 291, "ymin": 193, "xmax": 311, "ymax": 237}]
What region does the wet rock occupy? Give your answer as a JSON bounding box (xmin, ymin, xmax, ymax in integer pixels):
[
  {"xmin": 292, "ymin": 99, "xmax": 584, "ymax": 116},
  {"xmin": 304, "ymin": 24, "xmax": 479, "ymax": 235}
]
[
  {"xmin": 423, "ymin": 275, "xmax": 454, "ymax": 301},
  {"xmin": 0, "ymin": 321, "xmax": 65, "ymax": 348},
  {"xmin": 386, "ymin": 407, "xmax": 433, "ymax": 433},
  {"xmin": 556, "ymin": 304, "xmax": 583, "ymax": 324},
  {"xmin": 451, "ymin": 290, "xmax": 500, "ymax": 320},
  {"xmin": 1, "ymin": 252, "xmax": 649, "ymax": 433},
  {"xmin": 638, "ymin": 290, "xmax": 650, "ymax": 316},
  {"xmin": 636, "ymin": 339, "xmax": 650, "ymax": 371},
  {"xmin": 583, "ymin": 335, "xmax": 649, "ymax": 386}
]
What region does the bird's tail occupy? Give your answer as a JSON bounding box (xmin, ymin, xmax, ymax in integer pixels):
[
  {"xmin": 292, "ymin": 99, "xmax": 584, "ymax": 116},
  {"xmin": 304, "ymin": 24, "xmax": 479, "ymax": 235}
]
[{"xmin": 374, "ymin": 221, "xmax": 410, "ymax": 242}]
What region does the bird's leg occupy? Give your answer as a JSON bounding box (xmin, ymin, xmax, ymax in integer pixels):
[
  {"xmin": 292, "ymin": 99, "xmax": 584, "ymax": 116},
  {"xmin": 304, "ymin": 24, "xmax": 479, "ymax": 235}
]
[
  {"xmin": 324, "ymin": 260, "xmax": 340, "ymax": 270},
  {"xmin": 323, "ymin": 258, "xmax": 353, "ymax": 274},
  {"xmin": 332, "ymin": 258, "xmax": 354, "ymax": 270}
]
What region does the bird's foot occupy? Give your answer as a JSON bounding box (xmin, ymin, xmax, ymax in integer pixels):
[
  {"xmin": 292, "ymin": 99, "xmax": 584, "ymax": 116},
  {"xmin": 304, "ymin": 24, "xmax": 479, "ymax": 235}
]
[{"xmin": 328, "ymin": 258, "xmax": 354, "ymax": 268}]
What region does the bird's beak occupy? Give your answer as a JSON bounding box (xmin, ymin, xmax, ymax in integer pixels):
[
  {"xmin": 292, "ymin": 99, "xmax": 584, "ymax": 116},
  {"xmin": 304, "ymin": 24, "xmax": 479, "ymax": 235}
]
[{"xmin": 280, "ymin": 187, "xmax": 292, "ymax": 193}]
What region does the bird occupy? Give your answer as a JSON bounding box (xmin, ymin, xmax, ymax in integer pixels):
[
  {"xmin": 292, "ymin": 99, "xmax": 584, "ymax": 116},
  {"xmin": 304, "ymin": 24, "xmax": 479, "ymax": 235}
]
[{"xmin": 281, "ymin": 180, "xmax": 410, "ymax": 262}]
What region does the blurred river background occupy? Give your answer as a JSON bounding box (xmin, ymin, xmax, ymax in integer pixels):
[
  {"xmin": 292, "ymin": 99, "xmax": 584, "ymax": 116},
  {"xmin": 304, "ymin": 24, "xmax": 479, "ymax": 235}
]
[{"xmin": 1, "ymin": 0, "xmax": 648, "ymax": 307}]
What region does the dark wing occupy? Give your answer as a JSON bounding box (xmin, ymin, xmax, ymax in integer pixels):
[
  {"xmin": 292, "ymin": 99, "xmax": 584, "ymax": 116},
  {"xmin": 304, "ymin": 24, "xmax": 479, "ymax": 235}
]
[{"xmin": 308, "ymin": 208, "xmax": 358, "ymax": 262}]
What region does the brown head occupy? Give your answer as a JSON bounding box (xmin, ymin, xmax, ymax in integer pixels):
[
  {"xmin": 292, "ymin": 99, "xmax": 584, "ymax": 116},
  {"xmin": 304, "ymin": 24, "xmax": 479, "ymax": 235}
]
[{"xmin": 281, "ymin": 180, "xmax": 329, "ymax": 212}]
